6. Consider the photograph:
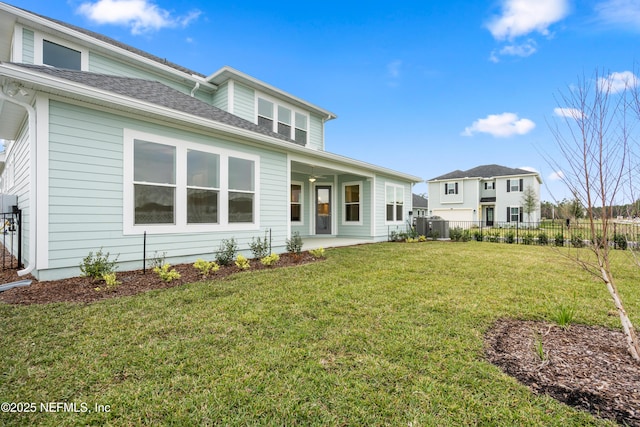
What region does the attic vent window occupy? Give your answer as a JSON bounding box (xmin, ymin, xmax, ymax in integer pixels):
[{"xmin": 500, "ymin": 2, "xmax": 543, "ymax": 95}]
[{"xmin": 43, "ymin": 40, "xmax": 81, "ymax": 70}]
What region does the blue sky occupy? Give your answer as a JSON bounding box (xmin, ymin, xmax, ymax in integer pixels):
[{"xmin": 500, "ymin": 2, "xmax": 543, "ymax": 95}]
[{"xmin": 8, "ymin": 0, "xmax": 640, "ymax": 202}]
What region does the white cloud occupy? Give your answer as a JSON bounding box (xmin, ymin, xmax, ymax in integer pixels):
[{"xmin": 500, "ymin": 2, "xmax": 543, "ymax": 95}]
[
  {"xmin": 497, "ymin": 40, "xmax": 537, "ymax": 58},
  {"xmin": 487, "ymin": 0, "xmax": 570, "ymax": 41},
  {"xmin": 77, "ymin": 0, "xmax": 201, "ymax": 35},
  {"xmin": 553, "ymin": 107, "xmax": 584, "ymax": 119},
  {"xmin": 597, "ymin": 71, "xmax": 638, "ymax": 94},
  {"xmin": 595, "ymin": 0, "xmax": 640, "ymax": 29},
  {"xmin": 461, "ymin": 112, "xmax": 536, "ymax": 138},
  {"xmin": 548, "ymin": 170, "xmax": 565, "ymax": 181}
]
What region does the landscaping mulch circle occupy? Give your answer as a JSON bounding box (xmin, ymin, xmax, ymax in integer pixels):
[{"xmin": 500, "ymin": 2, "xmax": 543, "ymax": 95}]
[{"xmin": 485, "ymin": 318, "xmax": 640, "ymax": 426}]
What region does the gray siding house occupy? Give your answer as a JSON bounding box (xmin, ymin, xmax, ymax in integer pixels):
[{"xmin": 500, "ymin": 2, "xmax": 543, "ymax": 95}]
[{"xmin": 0, "ymin": 2, "xmax": 421, "ymax": 280}]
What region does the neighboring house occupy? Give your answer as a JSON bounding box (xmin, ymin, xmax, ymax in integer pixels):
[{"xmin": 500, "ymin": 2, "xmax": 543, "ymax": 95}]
[
  {"xmin": 412, "ymin": 194, "xmax": 428, "ymax": 220},
  {"xmin": 0, "ymin": 2, "xmax": 421, "ymax": 280},
  {"xmin": 427, "ymin": 164, "xmax": 542, "ymax": 225}
]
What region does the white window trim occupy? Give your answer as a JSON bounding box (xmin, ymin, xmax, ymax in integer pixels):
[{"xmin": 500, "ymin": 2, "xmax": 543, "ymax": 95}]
[
  {"xmin": 342, "ymin": 181, "xmax": 363, "ymax": 225},
  {"xmin": 123, "ymin": 129, "xmax": 260, "ymax": 235},
  {"xmin": 33, "ymin": 32, "xmax": 89, "ymax": 70},
  {"xmin": 290, "ymin": 180, "xmax": 304, "ymax": 225},
  {"xmin": 255, "ymin": 93, "xmax": 309, "ymax": 145},
  {"xmin": 385, "ymin": 183, "xmax": 405, "ymax": 224}
]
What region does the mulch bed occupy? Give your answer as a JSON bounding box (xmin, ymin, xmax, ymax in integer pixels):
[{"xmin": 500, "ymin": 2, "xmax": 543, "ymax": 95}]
[
  {"xmin": 485, "ymin": 318, "xmax": 640, "ymax": 426},
  {"xmin": 0, "ymin": 251, "xmax": 319, "ymax": 305}
]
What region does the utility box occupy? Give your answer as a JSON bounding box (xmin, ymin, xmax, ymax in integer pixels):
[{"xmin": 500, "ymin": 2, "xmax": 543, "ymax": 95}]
[{"xmin": 0, "ymin": 194, "xmax": 17, "ymax": 213}]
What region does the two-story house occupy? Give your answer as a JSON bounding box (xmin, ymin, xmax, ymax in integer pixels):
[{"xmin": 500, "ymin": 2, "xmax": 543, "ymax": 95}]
[
  {"xmin": 0, "ymin": 2, "xmax": 421, "ymax": 280},
  {"xmin": 427, "ymin": 165, "xmax": 542, "ymax": 226}
]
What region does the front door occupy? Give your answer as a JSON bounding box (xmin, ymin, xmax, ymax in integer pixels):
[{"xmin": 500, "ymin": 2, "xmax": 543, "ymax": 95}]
[
  {"xmin": 486, "ymin": 207, "xmax": 494, "ymax": 226},
  {"xmin": 315, "ymin": 186, "xmax": 331, "ymax": 234}
]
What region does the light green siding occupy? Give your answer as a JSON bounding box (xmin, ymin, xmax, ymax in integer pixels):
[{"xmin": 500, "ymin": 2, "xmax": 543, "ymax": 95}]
[
  {"xmin": 211, "ymin": 82, "xmax": 229, "ymax": 111},
  {"xmin": 233, "ymin": 83, "xmax": 255, "ymax": 122},
  {"xmin": 42, "ymin": 99, "xmax": 289, "ymax": 280},
  {"xmin": 22, "ymin": 28, "xmax": 34, "ymax": 64},
  {"xmin": 308, "ymin": 113, "xmax": 324, "ymax": 150},
  {"xmin": 88, "ymin": 52, "xmax": 214, "ymax": 104}
]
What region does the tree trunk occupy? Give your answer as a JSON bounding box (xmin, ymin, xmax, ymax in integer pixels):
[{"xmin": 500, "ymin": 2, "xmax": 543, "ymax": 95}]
[{"xmin": 602, "ymin": 267, "xmax": 640, "ymax": 361}]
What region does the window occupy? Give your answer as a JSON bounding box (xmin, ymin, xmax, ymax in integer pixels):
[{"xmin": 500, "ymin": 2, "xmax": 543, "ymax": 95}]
[
  {"xmin": 291, "ymin": 183, "xmax": 302, "ymax": 222},
  {"xmin": 386, "ymin": 185, "xmax": 404, "ymax": 222},
  {"xmin": 277, "ymin": 105, "xmax": 292, "ymax": 138},
  {"xmin": 484, "ymin": 182, "xmax": 495, "ymax": 190},
  {"xmin": 228, "ymin": 157, "xmax": 255, "ymax": 223},
  {"xmin": 258, "ymin": 98, "xmax": 274, "ymax": 129},
  {"xmin": 294, "ymin": 112, "xmax": 307, "ymax": 145},
  {"xmin": 507, "ymin": 178, "xmax": 523, "ymax": 192},
  {"xmin": 256, "ymin": 97, "xmax": 308, "ymax": 144},
  {"xmin": 507, "ymin": 207, "xmax": 523, "ymax": 223},
  {"xmin": 125, "ymin": 130, "xmax": 259, "ymax": 234},
  {"xmin": 344, "ymin": 183, "xmax": 361, "ymax": 223},
  {"xmin": 445, "ymin": 182, "xmax": 459, "ymax": 195},
  {"xmin": 134, "ymin": 141, "xmax": 176, "ymax": 225},
  {"xmin": 43, "ymin": 40, "xmax": 81, "ymax": 70},
  {"xmin": 187, "ymin": 150, "xmax": 219, "ymax": 224}
]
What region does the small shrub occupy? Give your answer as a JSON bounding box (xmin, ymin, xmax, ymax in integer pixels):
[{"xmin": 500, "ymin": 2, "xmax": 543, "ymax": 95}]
[
  {"xmin": 504, "ymin": 231, "xmax": 515, "ymax": 244},
  {"xmin": 614, "ymin": 233, "xmax": 628, "ymax": 250},
  {"xmin": 522, "ymin": 232, "xmax": 534, "ymax": 245},
  {"xmin": 473, "ymin": 230, "xmax": 484, "ymax": 242},
  {"xmin": 80, "ymin": 248, "xmax": 118, "ymax": 279},
  {"xmin": 571, "ymin": 233, "xmax": 585, "ymax": 248},
  {"xmin": 249, "ymin": 232, "xmax": 270, "ymax": 259},
  {"xmin": 406, "ymin": 237, "xmax": 418, "ymax": 243},
  {"xmin": 286, "ymin": 232, "xmax": 303, "ymax": 254},
  {"xmin": 151, "ymin": 251, "xmax": 166, "ymax": 269},
  {"xmin": 488, "ymin": 231, "xmax": 500, "ymax": 243},
  {"xmin": 102, "ymin": 272, "xmax": 121, "ymax": 288},
  {"xmin": 216, "ymin": 238, "xmax": 238, "ymax": 266},
  {"xmin": 554, "ymin": 232, "xmax": 565, "ymax": 247},
  {"xmin": 418, "ymin": 235, "xmax": 427, "ymax": 242},
  {"xmin": 533, "ymin": 332, "xmax": 546, "ymax": 361},
  {"xmin": 538, "ymin": 232, "xmax": 549, "ymax": 246},
  {"xmin": 428, "ymin": 230, "xmax": 440, "ymax": 240},
  {"xmin": 309, "ymin": 247, "xmax": 326, "ymax": 258},
  {"xmin": 153, "ymin": 264, "xmax": 181, "ymax": 282},
  {"xmin": 450, "ymin": 227, "xmax": 464, "ymax": 242},
  {"xmin": 591, "ymin": 234, "xmax": 606, "ymax": 249},
  {"xmin": 193, "ymin": 259, "xmax": 219, "ymax": 278},
  {"xmin": 260, "ymin": 253, "xmax": 280, "ymax": 267},
  {"xmin": 235, "ymin": 254, "xmax": 251, "ymax": 270}
]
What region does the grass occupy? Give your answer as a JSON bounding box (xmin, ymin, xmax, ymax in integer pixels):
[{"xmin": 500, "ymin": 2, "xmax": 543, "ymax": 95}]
[{"xmin": 1, "ymin": 242, "xmax": 636, "ymax": 426}]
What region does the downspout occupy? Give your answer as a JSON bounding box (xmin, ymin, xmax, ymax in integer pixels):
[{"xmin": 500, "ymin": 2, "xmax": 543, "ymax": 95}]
[
  {"xmin": 0, "ymin": 84, "xmax": 36, "ymax": 276},
  {"xmin": 190, "ymin": 81, "xmax": 200, "ymax": 97}
]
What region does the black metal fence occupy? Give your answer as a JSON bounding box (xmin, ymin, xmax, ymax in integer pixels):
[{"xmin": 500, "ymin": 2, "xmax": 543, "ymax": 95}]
[
  {"xmin": 395, "ymin": 218, "xmax": 640, "ymax": 248},
  {"xmin": 0, "ymin": 208, "xmax": 22, "ymax": 269}
]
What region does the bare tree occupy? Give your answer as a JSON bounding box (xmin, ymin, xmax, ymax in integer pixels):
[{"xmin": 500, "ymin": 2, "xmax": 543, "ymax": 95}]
[
  {"xmin": 520, "ymin": 185, "xmax": 539, "ymax": 223},
  {"xmin": 548, "ymin": 69, "xmax": 640, "ymax": 361}
]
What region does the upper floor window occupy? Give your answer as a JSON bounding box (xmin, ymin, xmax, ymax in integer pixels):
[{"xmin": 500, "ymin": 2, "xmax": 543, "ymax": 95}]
[
  {"xmin": 256, "ymin": 96, "xmax": 308, "ymax": 144},
  {"xmin": 386, "ymin": 184, "xmax": 404, "ymax": 222},
  {"xmin": 507, "ymin": 178, "xmax": 523, "ymax": 192},
  {"xmin": 445, "ymin": 182, "xmax": 459, "ymax": 195},
  {"xmin": 43, "ymin": 40, "xmax": 81, "ymax": 70},
  {"xmin": 484, "ymin": 182, "xmax": 495, "ymax": 190}
]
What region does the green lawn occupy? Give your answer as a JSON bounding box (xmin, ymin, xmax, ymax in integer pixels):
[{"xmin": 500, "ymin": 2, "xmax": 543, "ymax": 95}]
[{"xmin": 2, "ymin": 242, "xmax": 636, "ymax": 426}]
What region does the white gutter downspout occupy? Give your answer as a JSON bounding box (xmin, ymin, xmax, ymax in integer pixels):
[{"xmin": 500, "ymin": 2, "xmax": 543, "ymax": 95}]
[
  {"xmin": 0, "ymin": 84, "xmax": 36, "ymax": 276},
  {"xmin": 190, "ymin": 82, "xmax": 200, "ymax": 97}
]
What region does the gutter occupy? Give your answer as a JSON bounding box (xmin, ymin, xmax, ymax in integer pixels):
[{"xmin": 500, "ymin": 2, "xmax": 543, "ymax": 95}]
[{"xmin": 0, "ymin": 83, "xmax": 36, "ymax": 276}]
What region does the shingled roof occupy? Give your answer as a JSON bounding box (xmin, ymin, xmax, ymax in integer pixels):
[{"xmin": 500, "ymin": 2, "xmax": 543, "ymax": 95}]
[
  {"xmin": 11, "ymin": 63, "xmax": 300, "ymax": 145},
  {"xmin": 430, "ymin": 164, "xmax": 537, "ymax": 181}
]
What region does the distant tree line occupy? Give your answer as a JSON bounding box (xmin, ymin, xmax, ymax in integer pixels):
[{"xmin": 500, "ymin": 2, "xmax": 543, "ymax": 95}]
[{"xmin": 541, "ymin": 198, "xmax": 640, "ymax": 221}]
